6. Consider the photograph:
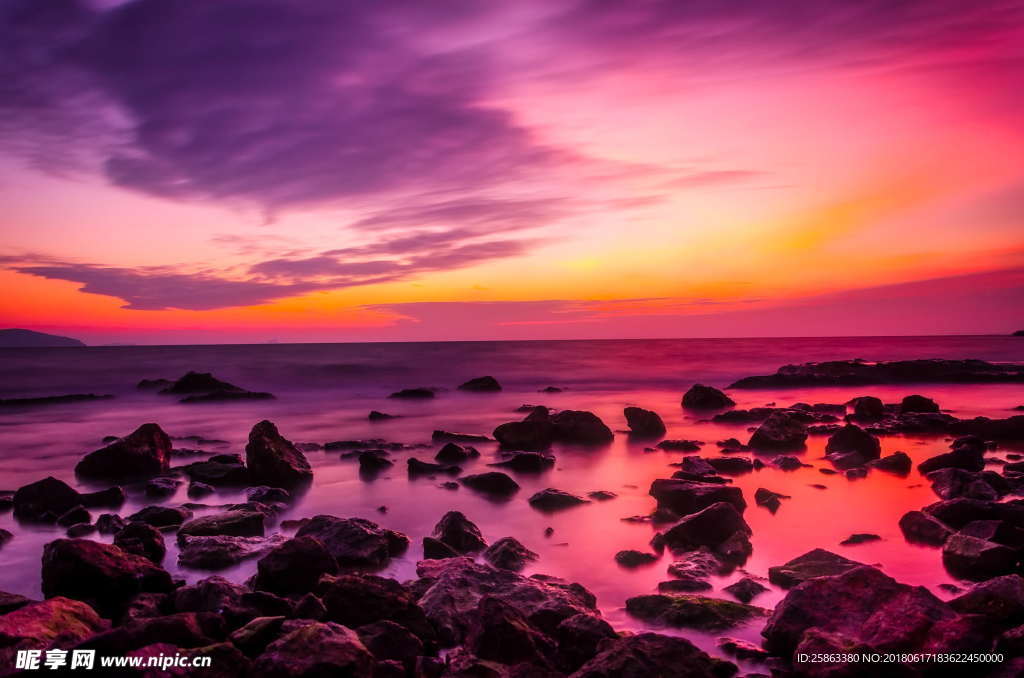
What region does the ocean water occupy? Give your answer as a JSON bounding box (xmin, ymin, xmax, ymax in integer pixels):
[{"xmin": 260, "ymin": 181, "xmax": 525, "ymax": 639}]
[{"xmin": 1, "ymin": 336, "xmax": 1022, "ymax": 660}]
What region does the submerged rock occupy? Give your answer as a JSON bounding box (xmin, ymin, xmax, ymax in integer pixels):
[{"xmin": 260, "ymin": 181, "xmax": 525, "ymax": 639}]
[
  {"xmin": 748, "ymin": 411, "xmax": 807, "ymax": 451},
  {"xmin": 614, "ymin": 550, "xmax": 658, "ymax": 568},
  {"xmin": 901, "ymin": 394, "xmax": 941, "ymax": 413},
  {"xmin": 723, "ymin": 577, "xmax": 769, "ymax": 603},
  {"xmin": 661, "ymin": 502, "xmax": 752, "ymax": 563},
  {"xmin": 918, "ymin": 436, "xmax": 986, "ymax": 474},
  {"xmin": 824, "ymin": 424, "xmax": 881, "ymax": 467},
  {"xmin": 730, "ymin": 359, "xmax": 1024, "ymax": 388},
  {"xmin": 656, "ymin": 439, "xmax": 703, "ymax": 452},
  {"xmin": 434, "ymin": 442, "xmax": 476, "ymax": 464},
  {"xmin": 625, "ymin": 593, "xmax": 765, "ymax": 630},
  {"xmin": 248, "ymin": 621, "xmax": 374, "ymax": 677},
  {"xmin": 127, "ymin": 505, "xmax": 193, "ymax": 528},
  {"xmin": 245, "ymin": 420, "xmax": 313, "ymax": 490},
  {"xmin": 460, "ymin": 471, "xmax": 520, "ymax": 497},
  {"xmin": 75, "ymin": 423, "xmax": 171, "ymax": 481},
  {"xmin": 432, "ymin": 511, "xmax": 487, "ymax": 553},
  {"xmin": 754, "ymin": 487, "xmax": 790, "ymax": 513},
  {"xmin": 870, "ymin": 451, "xmax": 912, "ymax": 474},
  {"xmin": 528, "ymin": 488, "xmax": 590, "ymax": 511},
  {"xmin": 898, "ymin": 510, "xmax": 954, "ymax": 546},
  {"xmin": 491, "ymin": 451, "xmax": 556, "ymax": 472},
  {"xmin": 253, "ymin": 536, "xmax": 338, "ymax": 594},
  {"xmin": 840, "ymin": 533, "xmax": 882, "ymax": 546},
  {"xmin": 295, "ymin": 515, "xmax": 408, "ymax": 569},
  {"xmin": 114, "ymin": 522, "xmax": 166, "ymax": 564},
  {"xmin": 484, "ymin": 537, "xmax": 538, "ymax": 571},
  {"xmin": 178, "ymin": 534, "xmax": 287, "ymax": 570},
  {"xmin": 406, "ymin": 458, "xmax": 460, "ymax": 476},
  {"xmin": 767, "ymin": 548, "xmax": 864, "ymax": 588},
  {"xmin": 571, "ymin": 632, "xmax": 736, "ymax": 678},
  {"xmin": 388, "ymin": 387, "xmax": 435, "ymax": 399},
  {"xmin": 458, "ymin": 376, "xmax": 502, "ymax": 392},
  {"xmin": 178, "ymin": 510, "xmax": 265, "ymax": 540},
  {"xmin": 681, "ymin": 384, "xmax": 735, "ymax": 410},
  {"xmin": 624, "ymin": 406, "xmax": 667, "ymax": 437},
  {"xmin": 649, "ymin": 478, "xmax": 746, "ymax": 515}
]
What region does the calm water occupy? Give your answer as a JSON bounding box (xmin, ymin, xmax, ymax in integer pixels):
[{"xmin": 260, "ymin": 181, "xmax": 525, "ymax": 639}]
[{"xmin": 1, "ymin": 336, "xmax": 1023, "ymax": 660}]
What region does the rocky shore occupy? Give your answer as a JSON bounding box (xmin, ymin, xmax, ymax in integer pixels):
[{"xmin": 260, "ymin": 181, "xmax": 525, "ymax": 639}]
[{"xmin": 1, "ymin": 364, "xmax": 1023, "ymax": 677}]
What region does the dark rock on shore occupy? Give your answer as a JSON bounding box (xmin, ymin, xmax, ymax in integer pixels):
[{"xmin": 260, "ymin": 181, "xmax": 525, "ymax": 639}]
[
  {"xmin": 248, "ymin": 621, "xmax": 374, "ymax": 677},
  {"xmin": 178, "ymin": 510, "xmax": 265, "ymax": 540},
  {"xmin": 0, "ymin": 597, "xmax": 108, "ymax": 667},
  {"xmin": 253, "ymin": 536, "xmax": 338, "ymax": 594},
  {"xmin": 432, "ymin": 430, "xmax": 491, "ymax": 443},
  {"xmin": 422, "ymin": 537, "xmax": 460, "ymax": 559},
  {"xmin": 615, "ymin": 550, "xmax": 658, "ymax": 568},
  {"xmin": 928, "ymin": 468, "xmax": 1007, "ymax": 500},
  {"xmin": 706, "ymin": 457, "xmax": 754, "ymax": 475},
  {"xmin": 41, "ymin": 539, "xmax": 174, "ymax": 618},
  {"xmin": 898, "ymin": 510, "xmax": 955, "ymax": 546},
  {"xmin": 942, "ymin": 533, "xmax": 1019, "ymax": 580},
  {"xmin": 529, "ymin": 488, "xmax": 590, "ymax": 512},
  {"xmin": 572, "ymin": 632, "xmax": 736, "ymax": 678},
  {"xmin": 433, "ymin": 511, "xmax": 487, "ymax": 553},
  {"xmin": 296, "ymin": 515, "xmax": 408, "ymax": 569},
  {"xmin": 114, "ymin": 522, "xmax": 166, "ymax": 563},
  {"xmin": 649, "ymin": 478, "xmax": 746, "ymax": 515},
  {"xmin": 949, "ymin": 575, "xmax": 1024, "ymax": 625},
  {"xmin": 388, "ymin": 387, "xmax": 435, "ymax": 399},
  {"xmin": 317, "ymin": 573, "xmax": 435, "ymax": 646},
  {"xmin": 75, "ymin": 423, "xmax": 171, "ymax": 481},
  {"xmin": 178, "ymin": 534, "xmax": 286, "ymax": 570},
  {"xmin": 824, "ymin": 424, "xmax": 881, "ymax": 469},
  {"xmin": 434, "ymin": 442, "xmax": 477, "ymax": 464},
  {"xmin": 901, "ymin": 394, "xmax": 941, "ymax": 413},
  {"xmin": 681, "ymin": 384, "xmax": 735, "ymax": 410},
  {"xmin": 184, "ymin": 456, "xmax": 250, "ymax": 486},
  {"xmin": 159, "ymin": 371, "xmax": 240, "ymax": 395},
  {"xmin": 723, "ymin": 577, "xmax": 768, "ymax": 603},
  {"xmin": 491, "ymin": 451, "xmax": 556, "ymax": 472},
  {"xmin": 731, "ymin": 358, "xmax": 1024, "ymax": 388},
  {"xmin": 368, "ymin": 410, "xmax": 396, "ymax": 421},
  {"xmin": 840, "ymin": 533, "xmax": 881, "ymax": 546},
  {"xmin": 624, "ymin": 406, "xmax": 666, "ymax": 437},
  {"xmin": 748, "ymin": 411, "xmax": 807, "ymax": 450},
  {"xmin": 460, "ymin": 471, "xmax": 520, "ymax": 497},
  {"xmin": 918, "ymin": 436, "xmax": 986, "ymax": 473},
  {"xmin": 12, "ymin": 476, "xmax": 124, "ymax": 523},
  {"xmin": 358, "ymin": 450, "xmax": 392, "ymax": 474},
  {"xmin": 754, "ymin": 488, "xmax": 790, "ymax": 513},
  {"xmin": 626, "ymin": 593, "xmax": 765, "ymax": 630},
  {"xmin": 870, "ymin": 451, "xmax": 912, "ymax": 474},
  {"xmin": 407, "ymin": 458, "xmax": 461, "ymax": 476},
  {"xmin": 127, "ymin": 505, "xmax": 193, "ymax": 527},
  {"xmin": 768, "ymin": 549, "xmax": 863, "ymax": 588},
  {"xmin": 484, "ymin": 537, "xmax": 538, "ymax": 571},
  {"xmin": 245, "ymin": 420, "xmax": 313, "ymax": 490},
  {"xmin": 656, "ymin": 439, "xmax": 703, "ymax": 452},
  {"xmin": 458, "ymin": 376, "xmax": 502, "ymax": 392},
  {"xmin": 493, "ymin": 408, "xmax": 614, "ymax": 449},
  {"xmin": 661, "ymin": 502, "xmax": 752, "ymax": 563}
]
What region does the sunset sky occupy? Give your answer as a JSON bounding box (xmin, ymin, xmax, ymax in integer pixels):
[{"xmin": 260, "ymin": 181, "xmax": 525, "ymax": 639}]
[{"xmin": 1, "ymin": 0, "xmax": 1022, "ymax": 344}]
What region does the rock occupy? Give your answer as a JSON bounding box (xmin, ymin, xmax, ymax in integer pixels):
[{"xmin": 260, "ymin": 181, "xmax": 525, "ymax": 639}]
[
  {"xmin": 950, "ymin": 575, "xmax": 1024, "ymax": 627},
  {"xmin": 491, "ymin": 451, "xmax": 556, "ymax": 472},
  {"xmin": 433, "ymin": 511, "xmax": 487, "ymax": 553},
  {"xmin": 77, "ymin": 611, "xmax": 224, "ymax": 655},
  {"xmin": 95, "ymin": 513, "xmax": 126, "ymax": 534},
  {"xmin": 0, "ymin": 592, "xmax": 33, "ymax": 615},
  {"xmin": 356, "ymin": 620, "xmax": 423, "ymax": 668},
  {"xmin": 433, "ymin": 430, "xmax": 491, "ymax": 443},
  {"xmin": 840, "ymin": 533, "xmax": 881, "ymax": 546},
  {"xmin": 413, "ymin": 557, "xmax": 598, "ymax": 646},
  {"xmin": 768, "ymin": 549, "xmax": 864, "ymax": 588},
  {"xmin": 649, "ymin": 478, "xmax": 746, "ymax": 515},
  {"xmin": 529, "ymin": 488, "xmax": 590, "ymax": 511},
  {"xmin": 554, "ymin": 613, "xmax": 617, "ymax": 673},
  {"xmin": 460, "ymin": 471, "xmax": 520, "ymax": 497},
  {"xmin": 666, "ymin": 549, "xmax": 726, "ymax": 585},
  {"xmin": 187, "ymin": 481, "xmax": 216, "ymax": 499},
  {"xmin": 160, "ymin": 371, "xmax": 241, "ymax": 394},
  {"xmin": 625, "ymin": 593, "xmax": 765, "ymax": 630},
  {"xmin": 368, "ymin": 410, "xmax": 396, "ymax": 421},
  {"xmin": 56, "ymin": 505, "xmax": 90, "ymax": 527},
  {"xmin": 247, "ymin": 486, "xmax": 291, "ymax": 504},
  {"xmin": 723, "ymin": 577, "xmax": 769, "ymax": 603},
  {"xmin": 0, "ymin": 597, "xmax": 108, "ymax": 666},
  {"xmin": 178, "ymin": 534, "xmax": 287, "ymax": 570},
  {"xmin": 899, "ymin": 510, "xmax": 954, "ymax": 546},
  {"xmin": 493, "ymin": 419, "xmax": 555, "ymax": 451},
  {"xmin": 253, "ymin": 536, "xmax": 339, "ymax": 594},
  {"xmin": 422, "ymin": 536, "xmax": 461, "ymax": 559},
  {"xmin": 114, "ymin": 522, "xmax": 166, "ymax": 563},
  {"xmin": 13, "ymin": 476, "xmax": 123, "ymax": 523},
  {"xmin": 615, "ymin": 550, "xmax": 658, "ymax": 568},
  {"xmin": 901, "ymin": 395, "xmax": 940, "ymax": 413},
  {"xmin": 748, "ymin": 411, "xmax": 807, "ymax": 450},
  {"xmin": 624, "ymin": 407, "xmax": 667, "ymax": 437},
  {"xmin": 466, "ymin": 595, "xmax": 556, "ymax": 667},
  {"xmin": 184, "ymin": 457, "xmax": 249, "ymax": 486},
  {"xmin": 317, "ymin": 574, "xmax": 435, "ymax": 645},
  {"xmin": 41, "ymin": 539, "xmax": 174, "ymax": 617},
  {"xmin": 588, "ymin": 490, "xmax": 617, "ymax": 501},
  {"xmin": 74, "ymin": 423, "xmax": 171, "ymax": 481},
  {"xmin": 550, "ymin": 410, "xmax": 615, "ymax": 445},
  {"xmin": 571, "ymin": 632, "xmax": 736, "ymax": 678},
  {"xmin": 824, "ymin": 424, "xmax": 881, "ymax": 466},
  {"xmin": 960, "ymin": 520, "xmax": 1024, "ymax": 549},
  {"xmin": 730, "ymin": 358, "xmax": 1024, "ymax": 388},
  {"xmin": 357, "ymin": 450, "xmax": 393, "ymax": 474},
  {"xmin": 296, "ymin": 515, "xmax": 408, "ymax": 568},
  {"xmin": 458, "ymin": 376, "xmax": 502, "ymax": 392},
  {"xmin": 65, "ymin": 524, "xmax": 94, "ymax": 538},
  {"xmin": 772, "ymin": 455, "xmax": 804, "ymax": 470},
  {"xmin": 434, "ymin": 442, "xmax": 476, "ymax": 464},
  {"xmin": 928, "ymin": 468, "xmax": 1005, "ymax": 500},
  {"xmin": 681, "ymin": 384, "xmax": 735, "ymax": 410},
  {"xmin": 145, "ymin": 476, "xmax": 181, "ymax": 498},
  {"xmin": 754, "ymin": 488, "xmax": 789, "ymax": 513},
  {"xmin": 228, "ymin": 616, "xmax": 286, "ymax": 656},
  {"xmin": 127, "ymin": 505, "xmax": 193, "ymax": 528},
  {"xmin": 657, "ymin": 439, "xmax": 703, "ymax": 452},
  {"xmin": 921, "ymin": 497, "xmax": 1021, "ymax": 529},
  {"xmin": 293, "ymin": 593, "xmax": 326, "ymax": 621},
  {"xmin": 918, "ymin": 449, "xmax": 985, "ymax": 474},
  {"xmin": 706, "ymin": 457, "xmax": 754, "ymax": 475},
  {"xmin": 849, "ymin": 396, "xmax": 885, "ymax": 420},
  {"xmin": 245, "ymin": 420, "xmax": 313, "ymax": 490},
  {"xmin": 657, "ymin": 579, "xmax": 712, "ymax": 593},
  {"xmin": 484, "ymin": 537, "xmax": 538, "ymax": 571},
  {"xmin": 388, "ymin": 387, "xmax": 435, "ymax": 399},
  {"xmin": 717, "ymin": 636, "xmax": 770, "ymax": 662},
  {"xmin": 178, "ymin": 510, "xmax": 265, "ymax": 541},
  {"xmin": 661, "ymin": 502, "xmax": 751, "ymax": 559},
  {"xmin": 249, "ymin": 621, "xmax": 374, "ymax": 677},
  {"xmin": 942, "ymin": 534, "xmax": 1019, "ymax": 580},
  {"xmin": 407, "ymin": 457, "xmax": 460, "ymax": 476},
  {"xmin": 870, "ymin": 451, "xmax": 912, "ymax": 474}
]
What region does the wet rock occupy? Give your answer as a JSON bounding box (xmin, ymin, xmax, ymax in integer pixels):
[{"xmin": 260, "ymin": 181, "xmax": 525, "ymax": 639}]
[
  {"xmin": 388, "ymin": 387, "xmax": 435, "ymax": 399},
  {"xmin": 245, "ymin": 420, "xmax": 313, "ymax": 490},
  {"xmin": 723, "ymin": 577, "xmax": 769, "ymax": 603},
  {"xmin": 76, "ymin": 611, "xmax": 225, "ymax": 655},
  {"xmin": 845, "ymin": 467, "xmax": 868, "ymax": 479},
  {"xmin": 422, "ymin": 536, "xmax": 461, "ymax": 559},
  {"xmin": 918, "ymin": 436, "xmax": 986, "ymax": 473},
  {"xmin": 75, "ymin": 423, "xmax": 172, "ymax": 481},
  {"xmin": 293, "ymin": 593, "xmax": 326, "ymax": 621},
  {"xmin": 0, "ymin": 597, "xmax": 108, "ymax": 666},
  {"xmin": 56, "ymin": 505, "xmax": 90, "ymax": 527},
  {"xmin": 41, "ymin": 539, "xmax": 174, "ymax": 618},
  {"xmin": 661, "ymin": 502, "xmax": 752, "ymax": 561},
  {"xmin": 656, "ymin": 439, "xmax": 703, "ymax": 452},
  {"xmin": 681, "ymin": 384, "xmax": 735, "ymax": 410},
  {"xmin": 143, "ymin": 476, "xmax": 181, "ymax": 499},
  {"xmin": 949, "ymin": 575, "xmax": 1024, "ymax": 627},
  {"xmin": 731, "ymin": 358, "xmax": 1024, "ymax": 388},
  {"xmin": 657, "ymin": 578, "xmax": 712, "ymax": 593},
  {"xmin": 666, "ymin": 549, "xmax": 726, "ymax": 585},
  {"xmin": 767, "ymin": 549, "xmax": 864, "ymax": 588},
  {"xmin": 160, "ymin": 371, "xmax": 240, "ymax": 394},
  {"xmin": 840, "ymin": 533, "xmax": 881, "ymax": 546},
  {"xmin": 921, "ymin": 497, "xmax": 1020, "ymax": 529},
  {"xmin": 706, "ymin": 457, "xmax": 754, "ymax": 475},
  {"xmin": 0, "ymin": 591, "xmax": 33, "ymax": 615},
  {"xmin": 614, "ymin": 550, "xmax": 658, "ymax": 568},
  {"xmin": 870, "ymin": 451, "xmax": 912, "ymax": 474},
  {"xmin": 901, "ymin": 395, "xmax": 940, "ymax": 413},
  {"xmin": 928, "ymin": 468, "xmax": 1005, "ymax": 500},
  {"xmin": 550, "ymin": 410, "xmax": 615, "ymax": 445},
  {"xmin": 748, "ymin": 411, "xmax": 807, "ymax": 451},
  {"xmin": 65, "ymin": 523, "xmax": 94, "ymax": 538},
  {"xmin": 754, "ymin": 488, "xmax": 789, "ymax": 513},
  {"xmin": 296, "ymin": 515, "xmax": 408, "ymax": 568},
  {"xmin": 114, "ymin": 522, "xmax": 166, "ymax": 563},
  {"xmin": 554, "ymin": 613, "xmax": 617, "ymax": 673},
  {"xmin": 413, "ymin": 557, "xmax": 598, "ymax": 646},
  {"xmin": 572, "ymin": 632, "xmax": 736, "ymax": 678},
  {"xmin": 127, "ymin": 505, "xmax": 193, "ymax": 528},
  {"xmin": 178, "ymin": 534, "xmax": 287, "ymax": 570},
  {"xmin": 407, "ymin": 457, "xmax": 460, "ymax": 476},
  {"xmin": 942, "ymin": 534, "xmax": 1019, "ymax": 580},
  {"xmin": 368, "ymin": 410, "xmax": 396, "ymax": 421},
  {"xmin": 187, "ymin": 481, "xmax": 215, "ymax": 499},
  {"xmin": 485, "ymin": 537, "xmax": 538, "ymax": 571},
  {"xmin": 11, "ymin": 476, "xmax": 81, "ymax": 523},
  {"xmin": 184, "ymin": 457, "xmax": 249, "ymax": 486},
  {"xmin": 649, "ymin": 479, "xmax": 746, "ymax": 515},
  {"xmin": 460, "ymin": 471, "xmax": 520, "ymax": 497},
  {"xmin": 717, "ymin": 636, "xmax": 770, "ymax": 662},
  {"xmin": 458, "ymin": 376, "xmax": 502, "ymax": 392},
  {"xmin": 771, "ymin": 455, "xmax": 805, "ymax": 470},
  {"xmin": 824, "ymin": 424, "xmax": 881, "ymax": 468},
  {"xmin": 433, "ymin": 430, "xmax": 491, "ymax": 443},
  {"xmin": 247, "ymin": 486, "xmax": 291, "ymax": 504},
  {"xmin": 626, "ymin": 593, "xmax": 765, "ymax": 630},
  {"xmin": 960, "ymin": 520, "xmax": 1024, "ymax": 549},
  {"xmin": 95, "ymin": 513, "xmax": 126, "ymax": 534},
  {"xmin": 357, "ymin": 451, "xmax": 393, "ymax": 474},
  {"xmin": 493, "ymin": 419, "xmax": 555, "ymax": 451},
  {"xmin": 492, "ymin": 451, "xmax": 556, "ymax": 472},
  {"xmin": 317, "ymin": 574, "xmax": 435, "ymax": 645},
  {"xmin": 178, "ymin": 511, "xmax": 265, "ymax": 542},
  {"xmin": 433, "ymin": 511, "xmax": 487, "ymax": 553},
  {"xmin": 249, "ymin": 621, "xmax": 374, "ymax": 677},
  {"xmin": 529, "ymin": 488, "xmax": 590, "ymax": 511},
  {"xmin": 253, "ymin": 536, "xmax": 338, "ymax": 594},
  {"xmin": 849, "ymin": 396, "xmax": 885, "ymax": 420},
  {"xmin": 434, "ymin": 442, "xmax": 477, "ymax": 464},
  {"xmin": 588, "ymin": 490, "xmax": 616, "ymax": 501},
  {"xmin": 356, "ymin": 620, "xmax": 423, "ymax": 668},
  {"xmin": 466, "ymin": 595, "xmax": 557, "ymax": 667},
  {"xmin": 624, "ymin": 407, "xmax": 667, "ymax": 437}
]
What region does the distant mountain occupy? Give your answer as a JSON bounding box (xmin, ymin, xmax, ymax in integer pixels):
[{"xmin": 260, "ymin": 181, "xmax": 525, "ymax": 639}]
[
  {"xmin": 1014, "ymin": 330, "xmax": 1024, "ymax": 337},
  {"xmin": 0, "ymin": 329, "xmax": 86, "ymax": 347}
]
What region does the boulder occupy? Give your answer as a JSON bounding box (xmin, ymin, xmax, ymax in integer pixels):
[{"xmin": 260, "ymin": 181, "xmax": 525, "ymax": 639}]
[
  {"xmin": 466, "ymin": 595, "xmax": 556, "ymax": 667},
  {"xmin": 184, "ymin": 457, "xmax": 250, "ymax": 486},
  {"xmin": 840, "ymin": 533, "xmax": 881, "ymax": 546},
  {"xmin": 422, "ymin": 537, "xmax": 460, "ymax": 560},
  {"xmin": 614, "ymin": 550, "xmax": 658, "ymax": 568},
  {"xmin": 249, "ymin": 621, "xmax": 374, "ymax": 678},
  {"xmin": 491, "ymin": 451, "xmax": 556, "ymax": 472},
  {"xmin": 460, "ymin": 471, "xmax": 520, "ymax": 497},
  {"xmin": 127, "ymin": 505, "xmax": 193, "ymax": 528},
  {"xmin": 871, "ymin": 451, "xmax": 912, "ymax": 474},
  {"xmin": 296, "ymin": 515, "xmax": 408, "ymax": 568},
  {"xmin": 0, "ymin": 597, "xmax": 108, "ymax": 666},
  {"xmin": 254, "ymin": 536, "xmax": 339, "ymax": 594},
  {"xmin": 458, "ymin": 376, "xmax": 502, "ymax": 392},
  {"xmin": 484, "ymin": 537, "xmax": 538, "ymax": 571},
  {"xmin": 768, "ymin": 549, "xmax": 864, "ymax": 589},
  {"xmin": 901, "ymin": 395, "xmax": 940, "ymax": 413},
  {"xmin": 178, "ymin": 511, "xmax": 265, "ymax": 540},
  {"xmin": 554, "ymin": 613, "xmax": 617, "ymax": 673},
  {"xmin": 950, "ymin": 575, "xmax": 1024, "ymax": 627},
  {"xmin": 666, "ymin": 549, "xmax": 726, "ymax": 588},
  {"xmin": 388, "ymin": 387, "xmax": 435, "ymax": 399},
  {"xmin": 849, "ymin": 396, "xmax": 885, "ymax": 420},
  {"xmin": 657, "ymin": 439, "xmax": 703, "ymax": 452},
  {"xmin": 247, "ymin": 486, "xmax": 291, "ymax": 504},
  {"xmin": 624, "ymin": 407, "xmax": 666, "ymax": 437},
  {"xmin": 754, "ymin": 487, "xmax": 789, "ymax": 513},
  {"xmin": 942, "ymin": 534, "xmax": 1019, "ymax": 580},
  {"xmin": 95, "ymin": 513, "xmax": 126, "ymax": 534},
  {"xmin": 434, "ymin": 442, "xmax": 476, "ymax": 464},
  {"xmin": 706, "ymin": 457, "xmax": 754, "ymax": 475},
  {"xmin": 571, "ymin": 632, "xmax": 736, "ymax": 678},
  {"xmin": 144, "ymin": 476, "xmax": 181, "ymax": 498},
  {"xmin": 550, "ymin": 410, "xmax": 615, "ymax": 445},
  {"xmin": 13, "ymin": 476, "xmax": 122, "ymax": 523},
  {"xmin": 245, "ymin": 420, "xmax": 313, "ymax": 490},
  {"xmin": 114, "ymin": 522, "xmax": 166, "ymax": 563},
  {"xmin": 772, "ymin": 455, "xmax": 804, "ymax": 470},
  {"xmin": 407, "ymin": 458, "xmax": 460, "ymax": 476},
  {"xmin": 747, "ymin": 411, "xmax": 807, "ymax": 451},
  {"xmin": 493, "ymin": 419, "xmax": 555, "ymax": 451},
  {"xmin": 357, "ymin": 450, "xmax": 393, "ymax": 475},
  {"xmin": 356, "ymin": 620, "xmax": 423, "ymax": 668},
  {"xmin": 178, "ymin": 534, "xmax": 287, "ymax": 570},
  {"xmin": 681, "ymin": 384, "xmax": 735, "ymax": 410},
  {"xmin": 927, "ymin": 468, "xmax": 1005, "ymax": 501},
  {"xmin": 56, "ymin": 505, "xmax": 90, "ymax": 527},
  {"xmin": 528, "ymin": 488, "xmax": 590, "ymax": 512},
  {"xmin": 41, "ymin": 539, "xmax": 174, "ymax": 618},
  {"xmin": 918, "ymin": 448, "xmax": 985, "ymax": 474},
  {"xmin": 433, "ymin": 511, "xmax": 487, "ymax": 553},
  {"xmin": 723, "ymin": 577, "xmax": 769, "ymax": 603},
  {"xmin": 824, "ymin": 424, "xmax": 881, "ymax": 465},
  {"xmin": 160, "ymin": 371, "xmax": 240, "ymax": 394},
  {"xmin": 75, "ymin": 611, "xmax": 224, "ymax": 654},
  {"xmin": 74, "ymin": 423, "xmax": 171, "ymax": 481},
  {"xmin": 661, "ymin": 502, "xmax": 751, "ymax": 560},
  {"xmin": 625, "ymin": 593, "xmax": 765, "ymax": 630},
  {"xmin": 649, "ymin": 479, "xmax": 746, "ymax": 515},
  {"xmin": 317, "ymin": 574, "xmax": 435, "ymax": 645}
]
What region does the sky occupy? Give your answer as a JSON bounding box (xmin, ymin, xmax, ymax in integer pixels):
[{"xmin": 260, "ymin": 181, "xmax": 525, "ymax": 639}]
[{"xmin": 0, "ymin": 0, "xmax": 1022, "ymax": 344}]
